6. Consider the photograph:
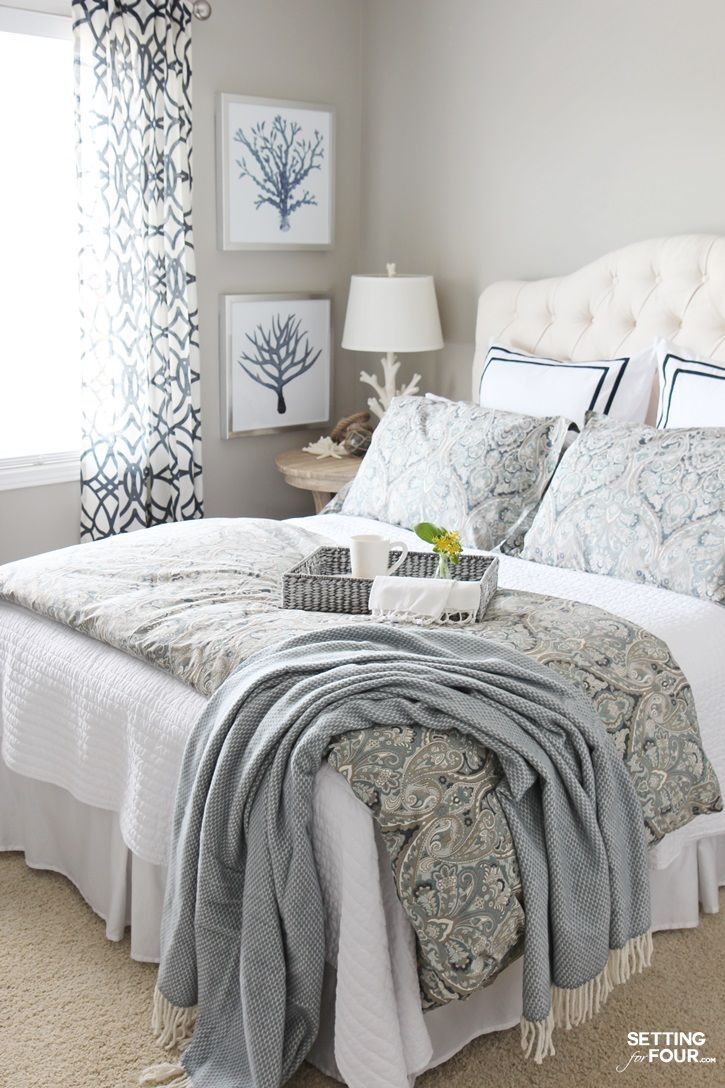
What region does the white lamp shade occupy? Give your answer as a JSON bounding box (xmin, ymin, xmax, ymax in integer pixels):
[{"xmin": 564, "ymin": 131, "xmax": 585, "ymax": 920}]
[{"xmin": 341, "ymin": 274, "xmax": 444, "ymax": 353}]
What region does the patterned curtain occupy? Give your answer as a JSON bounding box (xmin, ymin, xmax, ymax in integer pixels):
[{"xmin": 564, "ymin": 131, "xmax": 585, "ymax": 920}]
[{"xmin": 73, "ymin": 0, "xmax": 203, "ymax": 541}]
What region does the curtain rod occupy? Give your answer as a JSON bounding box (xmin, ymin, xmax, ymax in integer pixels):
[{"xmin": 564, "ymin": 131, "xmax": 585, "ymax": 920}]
[{"xmin": 192, "ymin": 0, "xmax": 212, "ymax": 19}]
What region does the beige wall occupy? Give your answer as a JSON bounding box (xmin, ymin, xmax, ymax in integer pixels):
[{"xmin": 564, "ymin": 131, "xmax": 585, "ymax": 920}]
[
  {"xmin": 360, "ymin": 0, "xmax": 725, "ymax": 400},
  {"xmin": 0, "ymin": 0, "xmax": 363, "ymax": 561}
]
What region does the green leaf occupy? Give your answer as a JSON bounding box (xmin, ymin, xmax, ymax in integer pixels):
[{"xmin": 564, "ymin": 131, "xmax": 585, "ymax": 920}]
[{"xmin": 414, "ymin": 521, "xmax": 446, "ymax": 544}]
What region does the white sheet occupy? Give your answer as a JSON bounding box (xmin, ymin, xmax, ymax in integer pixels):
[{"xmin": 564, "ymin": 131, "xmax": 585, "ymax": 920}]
[{"xmin": 1, "ymin": 512, "xmax": 724, "ymax": 1088}]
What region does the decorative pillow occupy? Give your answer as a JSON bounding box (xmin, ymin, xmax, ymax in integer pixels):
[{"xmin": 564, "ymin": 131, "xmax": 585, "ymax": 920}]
[
  {"xmin": 521, "ymin": 414, "xmax": 725, "ymax": 603},
  {"xmin": 657, "ymin": 345, "xmax": 725, "ymax": 428},
  {"xmin": 320, "ymin": 480, "xmax": 352, "ymax": 514},
  {"xmin": 340, "ymin": 395, "xmax": 569, "ymax": 550},
  {"xmin": 479, "ymin": 343, "xmax": 656, "ymax": 430}
]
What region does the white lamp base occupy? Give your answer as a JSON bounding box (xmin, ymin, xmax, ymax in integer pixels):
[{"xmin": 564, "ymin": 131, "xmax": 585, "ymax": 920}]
[{"xmin": 360, "ymin": 351, "xmax": 422, "ymax": 421}]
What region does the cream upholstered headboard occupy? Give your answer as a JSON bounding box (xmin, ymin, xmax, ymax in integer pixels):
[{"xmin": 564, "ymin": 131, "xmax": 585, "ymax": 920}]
[{"xmin": 472, "ymin": 235, "xmax": 725, "ymax": 404}]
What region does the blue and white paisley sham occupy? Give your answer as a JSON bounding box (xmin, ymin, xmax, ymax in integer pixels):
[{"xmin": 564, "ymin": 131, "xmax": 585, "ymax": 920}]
[
  {"xmin": 339, "ymin": 395, "xmax": 569, "ymax": 550},
  {"xmin": 521, "ymin": 413, "xmax": 725, "ymax": 604}
]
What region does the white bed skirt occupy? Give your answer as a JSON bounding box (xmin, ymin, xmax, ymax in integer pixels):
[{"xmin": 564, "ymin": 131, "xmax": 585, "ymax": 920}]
[{"xmin": 1, "ymin": 758, "xmax": 723, "ymax": 1081}]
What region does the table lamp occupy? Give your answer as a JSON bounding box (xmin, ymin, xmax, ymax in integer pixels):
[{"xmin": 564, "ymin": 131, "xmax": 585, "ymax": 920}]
[{"xmin": 341, "ymin": 263, "xmax": 444, "ymax": 419}]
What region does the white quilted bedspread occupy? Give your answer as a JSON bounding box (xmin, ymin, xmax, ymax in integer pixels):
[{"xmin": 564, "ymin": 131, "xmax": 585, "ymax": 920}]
[{"xmin": 1, "ymin": 513, "xmax": 724, "ymax": 1088}]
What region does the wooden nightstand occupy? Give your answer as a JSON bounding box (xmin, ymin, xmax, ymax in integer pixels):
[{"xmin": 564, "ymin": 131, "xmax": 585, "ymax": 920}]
[{"xmin": 275, "ymin": 450, "xmax": 361, "ymax": 514}]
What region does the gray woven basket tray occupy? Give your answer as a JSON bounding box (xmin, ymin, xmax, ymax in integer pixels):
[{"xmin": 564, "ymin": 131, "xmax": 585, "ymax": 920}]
[{"xmin": 282, "ymin": 546, "xmax": 499, "ymax": 619}]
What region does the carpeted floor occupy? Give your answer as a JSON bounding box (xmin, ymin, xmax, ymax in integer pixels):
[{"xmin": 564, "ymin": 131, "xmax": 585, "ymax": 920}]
[{"xmin": 0, "ymin": 852, "xmax": 722, "ymax": 1088}]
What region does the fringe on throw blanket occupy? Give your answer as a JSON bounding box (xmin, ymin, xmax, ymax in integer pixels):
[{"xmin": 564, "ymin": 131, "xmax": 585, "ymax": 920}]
[
  {"xmin": 520, "ymin": 931, "xmax": 653, "ymax": 1063},
  {"xmin": 139, "ymin": 990, "xmax": 196, "ymax": 1086},
  {"xmin": 139, "ymin": 1061, "xmax": 191, "ymax": 1087},
  {"xmin": 151, "ymin": 987, "xmax": 196, "ymax": 1050},
  {"xmin": 141, "ymin": 930, "xmax": 654, "ymax": 1081}
]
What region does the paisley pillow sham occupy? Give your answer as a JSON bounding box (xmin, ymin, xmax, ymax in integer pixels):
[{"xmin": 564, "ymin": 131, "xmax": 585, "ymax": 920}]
[
  {"xmin": 521, "ymin": 414, "xmax": 725, "ymax": 603},
  {"xmin": 320, "ymin": 480, "xmax": 352, "ymax": 515},
  {"xmin": 340, "ymin": 395, "xmax": 569, "ymax": 550}
]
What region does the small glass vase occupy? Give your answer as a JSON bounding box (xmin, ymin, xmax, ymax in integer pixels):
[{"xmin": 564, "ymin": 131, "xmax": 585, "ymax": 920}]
[{"xmin": 436, "ymin": 554, "xmax": 453, "ymax": 579}]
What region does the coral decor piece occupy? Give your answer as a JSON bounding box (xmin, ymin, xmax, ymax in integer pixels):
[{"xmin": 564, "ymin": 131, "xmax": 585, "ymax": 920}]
[
  {"xmin": 302, "ymin": 436, "xmax": 348, "ymax": 459},
  {"xmin": 360, "ymin": 354, "xmax": 421, "ymax": 421},
  {"xmin": 357, "ymin": 262, "xmax": 423, "ymax": 420}
]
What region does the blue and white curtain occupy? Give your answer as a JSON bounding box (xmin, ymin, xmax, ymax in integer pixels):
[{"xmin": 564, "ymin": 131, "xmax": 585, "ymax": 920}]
[{"xmin": 73, "ymin": 0, "xmax": 203, "ymax": 540}]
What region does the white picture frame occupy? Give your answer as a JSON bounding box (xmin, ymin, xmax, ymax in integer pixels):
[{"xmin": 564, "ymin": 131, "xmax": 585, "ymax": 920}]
[
  {"xmin": 221, "ymin": 294, "xmax": 332, "ymax": 438},
  {"xmin": 217, "ymin": 94, "xmax": 335, "ymax": 250}
]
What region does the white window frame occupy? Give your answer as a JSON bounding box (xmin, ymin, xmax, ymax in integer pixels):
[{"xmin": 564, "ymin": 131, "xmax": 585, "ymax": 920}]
[
  {"xmin": 0, "ymin": 4, "xmax": 71, "ymax": 41},
  {"xmin": 0, "ymin": 451, "xmax": 79, "ymax": 491},
  {"xmin": 0, "ymin": 2, "xmax": 79, "ymax": 491}
]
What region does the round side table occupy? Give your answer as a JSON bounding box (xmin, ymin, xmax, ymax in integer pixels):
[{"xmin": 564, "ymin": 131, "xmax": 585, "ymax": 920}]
[{"xmin": 275, "ymin": 449, "xmax": 361, "ymax": 514}]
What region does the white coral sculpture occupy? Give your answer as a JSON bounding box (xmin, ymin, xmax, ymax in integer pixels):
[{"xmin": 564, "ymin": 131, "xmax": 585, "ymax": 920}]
[
  {"xmin": 360, "ymin": 262, "xmax": 421, "ymax": 419},
  {"xmin": 303, "ymin": 436, "xmax": 348, "ymax": 459},
  {"xmin": 360, "ymin": 354, "xmax": 421, "ymax": 421}
]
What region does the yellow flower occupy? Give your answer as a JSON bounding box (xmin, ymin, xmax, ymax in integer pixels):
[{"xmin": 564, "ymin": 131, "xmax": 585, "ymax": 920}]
[{"xmin": 433, "ymin": 529, "xmax": 462, "ymax": 564}]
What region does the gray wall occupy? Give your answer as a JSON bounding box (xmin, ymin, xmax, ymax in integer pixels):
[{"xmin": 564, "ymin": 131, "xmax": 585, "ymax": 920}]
[
  {"xmin": 0, "ymin": 0, "xmax": 363, "ymax": 562},
  {"xmin": 4, "ymin": 0, "xmax": 725, "ymax": 561},
  {"xmin": 360, "ymin": 0, "xmax": 725, "ymax": 400}
]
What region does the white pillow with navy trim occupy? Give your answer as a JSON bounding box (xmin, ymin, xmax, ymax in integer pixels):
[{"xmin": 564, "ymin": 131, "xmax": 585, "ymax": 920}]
[
  {"xmin": 657, "ymin": 345, "xmax": 725, "ymax": 428},
  {"xmin": 478, "ymin": 343, "xmax": 656, "ymax": 430}
]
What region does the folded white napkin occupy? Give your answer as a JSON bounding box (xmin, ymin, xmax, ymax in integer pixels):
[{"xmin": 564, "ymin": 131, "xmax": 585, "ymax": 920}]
[{"xmin": 368, "ymin": 575, "xmax": 480, "ymax": 626}]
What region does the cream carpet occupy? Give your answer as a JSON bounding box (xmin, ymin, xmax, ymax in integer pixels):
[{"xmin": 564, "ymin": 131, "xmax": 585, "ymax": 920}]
[{"xmin": 1, "ymin": 851, "xmax": 722, "ymax": 1088}]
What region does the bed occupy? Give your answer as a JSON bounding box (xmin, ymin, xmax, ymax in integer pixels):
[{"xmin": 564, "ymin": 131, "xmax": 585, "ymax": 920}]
[{"xmin": 1, "ymin": 234, "xmax": 724, "ymax": 1088}]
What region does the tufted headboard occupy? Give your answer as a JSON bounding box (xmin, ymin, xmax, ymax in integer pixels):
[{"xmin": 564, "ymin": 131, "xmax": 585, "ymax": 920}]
[{"xmin": 473, "ymin": 235, "xmax": 725, "ymax": 410}]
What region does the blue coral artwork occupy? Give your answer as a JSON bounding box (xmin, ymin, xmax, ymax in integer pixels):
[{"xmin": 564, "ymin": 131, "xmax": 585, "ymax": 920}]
[
  {"xmin": 223, "ymin": 296, "xmax": 331, "ymax": 436},
  {"xmin": 218, "ymin": 94, "xmax": 334, "ymax": 249}
]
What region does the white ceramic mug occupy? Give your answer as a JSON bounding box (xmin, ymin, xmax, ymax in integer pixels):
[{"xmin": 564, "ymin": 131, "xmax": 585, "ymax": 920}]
[{"xmin": 350, "ymin": 534, "xmax": 408, "ymax": 579}]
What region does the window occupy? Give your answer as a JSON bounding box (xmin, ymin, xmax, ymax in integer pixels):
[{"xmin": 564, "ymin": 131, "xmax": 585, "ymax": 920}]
[{"xmin": 0, "ymin": 6, "xmax": 79, "ymax": 489}]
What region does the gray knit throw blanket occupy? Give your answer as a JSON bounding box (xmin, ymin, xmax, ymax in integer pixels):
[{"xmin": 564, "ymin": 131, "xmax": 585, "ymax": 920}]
[{"xmin": 144, "ymin": 625, "xmax": 652, "ymax": 1088}]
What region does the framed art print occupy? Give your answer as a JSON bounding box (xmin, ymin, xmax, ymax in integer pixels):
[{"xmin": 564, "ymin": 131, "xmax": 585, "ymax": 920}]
[
  {"xmin": 217, "ymin": 94, "xmax": 335, "ymax": 250},
  {"xmin": 221, "ymin": 295, "xmax": 331, "ymax": 437}
]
